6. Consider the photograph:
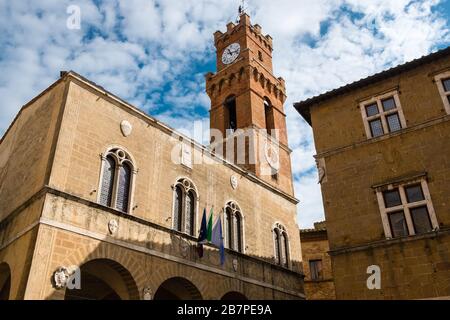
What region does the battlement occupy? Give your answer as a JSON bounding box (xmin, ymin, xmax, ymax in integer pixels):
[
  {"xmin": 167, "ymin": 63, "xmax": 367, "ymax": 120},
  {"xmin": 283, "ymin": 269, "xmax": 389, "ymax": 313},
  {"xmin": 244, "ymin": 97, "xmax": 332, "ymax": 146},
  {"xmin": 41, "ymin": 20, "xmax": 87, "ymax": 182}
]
[{"xmin": 213, "ymin": 14, "xmax": 273, "ymax": 50}]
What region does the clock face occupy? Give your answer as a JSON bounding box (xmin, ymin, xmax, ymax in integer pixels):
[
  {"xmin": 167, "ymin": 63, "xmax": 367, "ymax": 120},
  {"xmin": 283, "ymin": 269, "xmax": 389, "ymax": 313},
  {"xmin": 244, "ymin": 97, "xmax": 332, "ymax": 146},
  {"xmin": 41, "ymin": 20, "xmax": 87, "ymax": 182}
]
[
  {"xmin": 264, "ymin": 142, "xmax": 280, "ymax": 171},
  {"xmin": 221, "ymin": 43, "xmax": 241, "ymax": 65}
]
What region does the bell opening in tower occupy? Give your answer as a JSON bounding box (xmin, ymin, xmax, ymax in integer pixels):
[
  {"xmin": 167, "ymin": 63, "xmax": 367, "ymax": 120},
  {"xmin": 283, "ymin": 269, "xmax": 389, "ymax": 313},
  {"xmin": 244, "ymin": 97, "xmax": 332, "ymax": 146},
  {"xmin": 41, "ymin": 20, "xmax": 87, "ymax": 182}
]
[
  {"xmin": 224, "ymin": 95, "xmax": 237, "ymax": 133},
  {"xmin": 264, "ymin": 97, "xmax": 275, "ymax": 133}
]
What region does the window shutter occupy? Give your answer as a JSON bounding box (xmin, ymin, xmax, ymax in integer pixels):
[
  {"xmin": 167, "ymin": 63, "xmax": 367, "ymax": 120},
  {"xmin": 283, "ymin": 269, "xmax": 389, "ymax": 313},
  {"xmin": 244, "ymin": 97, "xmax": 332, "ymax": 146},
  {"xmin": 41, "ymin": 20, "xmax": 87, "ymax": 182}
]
[
  {"xmin": 116, "ymin": 163, "xmax": 131, "ymax": 213},
  {"xmin": 185, "ymin": 191, "xmax": 195, "ymax": 235},
  {"xmin": 235, "ymin": 213, "xmax": 242, "ymax": 252},
  {"xmin": 274, "ymin": 230, "xmax": 280, "ymax": 265},
  {"xmin": 174, "ymin": 186, "xmax": 183, "ymax": 232},
  {"xmin": 280, "ymin": 232, "xmax": 287, "ymax": 267},
  {"xmin": 226, "ymin": 208, "xmax": 233, "ymax": 249},
  {"xmin": 99, "ymin": 156, "xmax": 115, "ymax": 207}
]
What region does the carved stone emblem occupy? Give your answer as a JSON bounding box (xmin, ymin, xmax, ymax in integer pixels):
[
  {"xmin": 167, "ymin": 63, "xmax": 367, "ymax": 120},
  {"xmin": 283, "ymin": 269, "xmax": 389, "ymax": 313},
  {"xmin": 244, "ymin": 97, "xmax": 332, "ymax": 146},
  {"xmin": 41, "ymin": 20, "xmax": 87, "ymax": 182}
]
[
  {"xmin": 53, "ymin": 267, "xmax": 69, "ymax": 289},
  {"xmin": 180, "ymin": 239, "xmax": 190, "ymax": 258},
  {"xmin": 230, "ymin": 175, "xmax": 238, "ymax": 189},
  {"xmin": 120, "ymin": 120, "xmax": 133, "ymax": 137},
  {"xmin": 264, "ymin": 142, "xmax": 280, "ymax": 170},
  {"xmin": 232, "ymin": 259, "xmax": 238, "ymax": 272},
  {"xmin": 181, "ymin": 143, "xmax": 193, "ymax": 169},
  {"xmin": 316, "ymin": 158, "xmax": 327, "ymax": 184},
  {"xmin": 108, "ymin": 219, "xmax": 119, "ymax": 235},
  {"xmin": 143, "ymin": 287, "xmax": 152, "ymax": 300}
]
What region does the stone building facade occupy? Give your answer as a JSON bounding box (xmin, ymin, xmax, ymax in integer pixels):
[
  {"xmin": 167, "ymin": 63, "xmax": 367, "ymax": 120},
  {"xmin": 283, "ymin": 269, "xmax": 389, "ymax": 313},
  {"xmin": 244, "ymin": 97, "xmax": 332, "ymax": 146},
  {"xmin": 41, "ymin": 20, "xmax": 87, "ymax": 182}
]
[
  {"xmin": 0, "ymin": 14, "xmax": 304, "ymax": 300},
  {"xmin": 295, "ymin": 48, "xmax": 450, "ymax": 300},
  {"xmin": 300, "ymin": 222, "xmax": 335, "ymax": 300}
]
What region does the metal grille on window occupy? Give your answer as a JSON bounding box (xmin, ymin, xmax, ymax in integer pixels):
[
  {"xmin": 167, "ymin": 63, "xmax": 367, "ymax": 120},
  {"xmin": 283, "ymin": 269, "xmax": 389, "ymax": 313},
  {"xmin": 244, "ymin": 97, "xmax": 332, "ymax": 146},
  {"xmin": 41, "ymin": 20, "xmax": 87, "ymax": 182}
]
[
  {"xmin": 100, "ymin": 156, "xmax": 115, "ymax": 207},
  {"xmin": 174, "ymin": 186, "xmax": 183, "ymax": 232},
  {"xmin": 382, "ymin": 97, "xmax": 396, "ymax": 111},
  {"xmin": 387, "ymin": 113, "xmax": 402, "ymax": 132},
  {"xmin": 369, "ymin": 119, "xmax": 384, "ymax": 137},
  {"xmin": 185, "ymin": 191, "xmax": 195, "ymax": 235},
  {"xmin": 365, "ymin": 103, "xmax": 379, "ymax": 117},
  {"xmin": 116, "ymin": 163, "xmax": 131, "ymax": 213}
]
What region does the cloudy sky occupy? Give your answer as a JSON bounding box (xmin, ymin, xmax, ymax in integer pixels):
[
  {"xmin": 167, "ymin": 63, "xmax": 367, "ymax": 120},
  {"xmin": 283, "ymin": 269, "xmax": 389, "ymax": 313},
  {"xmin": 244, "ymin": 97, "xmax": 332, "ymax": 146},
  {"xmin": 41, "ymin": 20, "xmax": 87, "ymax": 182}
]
[{"xmin": 1, "ymin": 0, "xmax": 449, "ymax": 228}]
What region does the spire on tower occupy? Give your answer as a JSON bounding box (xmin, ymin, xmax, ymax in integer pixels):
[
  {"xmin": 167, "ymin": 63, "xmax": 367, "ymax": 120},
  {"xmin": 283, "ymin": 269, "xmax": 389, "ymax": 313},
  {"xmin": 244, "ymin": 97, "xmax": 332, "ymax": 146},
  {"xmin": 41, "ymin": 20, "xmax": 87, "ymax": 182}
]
[{"xmin": 238, "ymin": 0, "xmax": 247, "ymax": 16}]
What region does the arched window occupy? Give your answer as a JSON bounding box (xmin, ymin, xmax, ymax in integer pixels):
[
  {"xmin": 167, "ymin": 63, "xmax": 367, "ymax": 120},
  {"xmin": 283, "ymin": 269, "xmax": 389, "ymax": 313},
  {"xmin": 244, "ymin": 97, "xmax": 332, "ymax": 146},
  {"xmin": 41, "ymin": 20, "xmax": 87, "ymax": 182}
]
[
  {"xmin": 98, "ymin": 148, "xmax": 136, "ymax": 213},
  {"xmin": 264, "ymin": 97, "xmax": 275, "ymax": 133},
  {"xmin": 225, "ymin": 201, "xmax": 244, "ymax": 253},
  {"xmin": 174, "ymin": 186, "xmax": 183, "ymax": 232},
  {"xmin": 172, "ymin": 178, "xmax": 198, "ymax": 236},
  {"xmin": 117, "ymin": 162, "xmax": 132, "ymax": 212},
  {"xmin": 273, "ymin": 223, "xmax": 289, "ymax": 268},
  {"xmin": 224, "ymin": 95, "xmax": 237, "ymax": 132},
  {"xmin": 99, "ymin": 155, "xmax": 116, "ymax": 207}
]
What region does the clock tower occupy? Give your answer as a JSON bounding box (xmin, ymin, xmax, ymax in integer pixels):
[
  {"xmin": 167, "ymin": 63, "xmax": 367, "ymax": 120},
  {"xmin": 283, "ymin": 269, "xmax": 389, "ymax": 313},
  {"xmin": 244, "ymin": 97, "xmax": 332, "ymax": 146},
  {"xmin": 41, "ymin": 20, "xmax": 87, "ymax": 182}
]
[{"xmin": 205, "ymin": 13, "xmax": 294, "ymax": 196}]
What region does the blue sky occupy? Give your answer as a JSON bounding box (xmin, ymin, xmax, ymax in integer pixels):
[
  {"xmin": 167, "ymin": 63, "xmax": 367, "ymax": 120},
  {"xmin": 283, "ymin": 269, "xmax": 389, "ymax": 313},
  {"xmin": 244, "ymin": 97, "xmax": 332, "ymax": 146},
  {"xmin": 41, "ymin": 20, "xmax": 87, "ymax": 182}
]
[{"xmin": 1, "ymin": 0, "xmax": 449, "ymax": 228}]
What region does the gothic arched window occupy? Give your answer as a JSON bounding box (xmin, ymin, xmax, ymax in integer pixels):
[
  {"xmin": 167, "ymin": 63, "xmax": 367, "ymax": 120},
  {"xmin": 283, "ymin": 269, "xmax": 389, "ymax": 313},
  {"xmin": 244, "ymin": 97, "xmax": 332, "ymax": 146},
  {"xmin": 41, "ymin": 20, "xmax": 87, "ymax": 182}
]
[
  {"xmin": 172, "ymin": 178, "xmax": 198, "ymax": 236},
  {"xmin": 264, "ymin": 97, "xmax": 275, "ymax": 133},
  {"xmin": 99, "ymin": 155, "xmax": 116, "ymax": 207},
  {"xmin": 273, "ymin": 223, "xmax": 289, "ymax": 268},
  {"xmin": 98, "ymin": 148, "xmax": 136, "ymax": 214},
  {"xmin": 224, "ymin": 95, "xmax": 237, "ymax": 132},
  {"xmin": 225, "ymin": 201, "xmax": 244, "ymax": 253}
]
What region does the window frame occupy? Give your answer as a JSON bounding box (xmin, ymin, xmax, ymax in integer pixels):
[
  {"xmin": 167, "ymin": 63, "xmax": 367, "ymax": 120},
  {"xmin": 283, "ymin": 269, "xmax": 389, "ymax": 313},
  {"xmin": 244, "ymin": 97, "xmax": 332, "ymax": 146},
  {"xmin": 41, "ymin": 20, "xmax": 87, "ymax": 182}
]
[
  {"xmin": 434, "ymin": 71, "xmax": 450, "ymax": 114},
  {"xmin": 272, "ymin": 222, "xmax": 290, "ymax": 268},
  {"xmin": 375, "ymin": 178, "xmax": 438, "ymax": 239},
  {"xmin": 309, "ymin": 259, "xmax": 324, "ymax": 281},
  {"xmin": 224, "ymin": 201, "xmax": 245, "ymax": 253},
  {"xmin": 359, "ymin": 91, "xmax": 407, "ymax": 139},
  {"xmin": 97, "ymin": 147, "xmax": 137, "ymax": 214},
  {"xmin": 171, "ymin": 178, "xmax": 199, "ymax": 236}
]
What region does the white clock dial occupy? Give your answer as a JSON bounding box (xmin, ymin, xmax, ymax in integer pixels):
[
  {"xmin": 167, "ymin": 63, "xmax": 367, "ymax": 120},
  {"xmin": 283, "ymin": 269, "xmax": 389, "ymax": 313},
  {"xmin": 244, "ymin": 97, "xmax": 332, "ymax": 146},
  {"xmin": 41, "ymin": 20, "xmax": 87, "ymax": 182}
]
[
  {"xmin": 221, "ymin": 43, "xmax": 241, "ymax": 65},
  {"xmin": 264, "ymin": 142, "xmax": 280, "ymax": 171}
]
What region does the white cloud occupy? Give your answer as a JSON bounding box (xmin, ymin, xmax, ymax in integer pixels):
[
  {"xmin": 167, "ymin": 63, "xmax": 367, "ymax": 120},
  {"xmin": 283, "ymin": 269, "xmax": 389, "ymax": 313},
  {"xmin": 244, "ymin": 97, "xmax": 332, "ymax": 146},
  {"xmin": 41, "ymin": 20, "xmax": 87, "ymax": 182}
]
[{"xmin": 0, "ymin": 0, "xmax": 448, "ymax": 228}]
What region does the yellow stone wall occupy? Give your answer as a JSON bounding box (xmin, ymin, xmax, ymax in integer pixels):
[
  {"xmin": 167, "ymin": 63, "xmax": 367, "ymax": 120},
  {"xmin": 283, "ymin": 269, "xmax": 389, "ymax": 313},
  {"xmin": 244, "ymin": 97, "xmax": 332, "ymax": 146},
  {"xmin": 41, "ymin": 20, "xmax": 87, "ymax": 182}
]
[{"xmin": 307, "ymin": 54, "xmax": 450, "ymax": 299}]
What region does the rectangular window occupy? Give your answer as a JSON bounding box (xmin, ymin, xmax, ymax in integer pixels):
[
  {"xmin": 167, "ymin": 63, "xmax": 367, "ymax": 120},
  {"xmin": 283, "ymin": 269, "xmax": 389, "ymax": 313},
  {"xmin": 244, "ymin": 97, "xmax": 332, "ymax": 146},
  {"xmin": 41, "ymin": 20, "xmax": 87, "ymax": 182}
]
[
  {"xmin": 309, "ymin": 260, "xmax": 323, "ymax": 281},
  {"xmin": 360, "ymin": 91, "xmax": 406, "ymax": 139},
  {"xmin": 443, "ymin": 78, "xmax": 450, "ymax": 91},
  {"xmin": 383, "ymin": 189, "xmax": 402, "ymax": 208},
  {"xmin": 410, "ymin": 206, "xmax": 432, "ymax": 234},
  {"xmin": 386, "ymin": 113, "xmax": 402, "ymax": 132},
  {"xmin": 388, "ymin": 211, "xmax": 408, "ymax": 238},
  {"xmin": 366, "ymin": 103, "xmax": 379, "ymax": 117},
  {"xmin": 382, "ymin": 97, "xmax": 397, "ymax": 111},
  {"xmin": 405, "ymin": 185, "xmax": 425, "ymax": 203},
  {"xmin": 434, "ymin": 73, "xmax": 450, "ymax": 114},
  {"xmin": 376, "ymin": 178, "xmax": 438, "ymax": 239},
  {"xmin": 369, "ymin": 119, "xmax": 384, "ymax": 137}
]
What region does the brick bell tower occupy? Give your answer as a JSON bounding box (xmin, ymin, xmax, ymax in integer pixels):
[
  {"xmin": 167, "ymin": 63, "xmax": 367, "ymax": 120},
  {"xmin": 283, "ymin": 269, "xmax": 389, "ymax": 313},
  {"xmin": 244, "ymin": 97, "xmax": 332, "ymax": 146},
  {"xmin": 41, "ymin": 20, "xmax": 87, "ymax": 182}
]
[{"xmin": 205, "ymin": 13, "xmax": 294, "ymax": 196}]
